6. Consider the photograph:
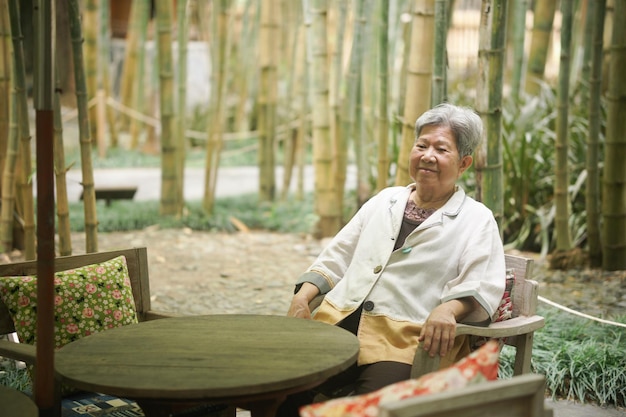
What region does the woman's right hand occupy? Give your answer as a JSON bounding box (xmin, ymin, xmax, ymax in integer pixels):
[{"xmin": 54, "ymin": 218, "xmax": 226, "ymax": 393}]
[
  {"xmin": 287, "ymin": 282, "xmax": 320, "ymax": 319},
  {"xmin": 287, "ymin": 294, "xmax": 312, "ymax": 318}
]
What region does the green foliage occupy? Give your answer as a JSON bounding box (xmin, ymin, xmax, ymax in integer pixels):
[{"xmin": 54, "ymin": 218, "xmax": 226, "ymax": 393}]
[
  {"xmin": 500, "ymin": 82, "xmax": 604, "ymax": 253},
  {"xmin": 499, "ymin": 307, "xmax": 626, "ymax": 407}
]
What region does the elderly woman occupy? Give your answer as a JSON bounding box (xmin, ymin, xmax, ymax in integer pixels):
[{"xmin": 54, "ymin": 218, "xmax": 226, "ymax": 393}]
[{"xmin": 280, "ymin": 103, "xmax": 505, "ymax": 414}]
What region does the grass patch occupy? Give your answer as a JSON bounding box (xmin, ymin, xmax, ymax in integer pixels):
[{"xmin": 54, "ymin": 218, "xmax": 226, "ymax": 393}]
[
  {"xmin": 68, "ymin": 193, "xmax": 323, "ymax": 234},
  {"xmin": 0, "ymin": 361, "xmax": 31, "ymax": 394},
  {"xmin": 499, "ymin": 307, "xmax": 626, "ymax": 407}
]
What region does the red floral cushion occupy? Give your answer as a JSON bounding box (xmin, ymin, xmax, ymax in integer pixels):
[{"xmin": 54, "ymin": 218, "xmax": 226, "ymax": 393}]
[{"xmin": 299, "ymin": 339, "xmax": 501, "ymax": 417}]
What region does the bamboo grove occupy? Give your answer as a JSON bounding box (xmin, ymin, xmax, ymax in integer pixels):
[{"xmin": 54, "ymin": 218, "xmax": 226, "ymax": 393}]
[{"xmin": 0, "ymin": 0, "xmax": 624, "ymax": 271}]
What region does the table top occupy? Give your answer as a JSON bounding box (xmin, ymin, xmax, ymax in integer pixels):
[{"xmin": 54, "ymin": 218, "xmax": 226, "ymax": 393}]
[
  {"xmin": 0, "ymin": 385, "xmax": 38, "ymax": 417},
  {"xmin": 55, "ymin": 314, "xmax": 359, "ymax": 403}
]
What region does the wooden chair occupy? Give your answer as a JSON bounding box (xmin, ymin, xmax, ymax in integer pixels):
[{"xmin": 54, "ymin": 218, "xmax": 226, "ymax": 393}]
[
  {"xmin": 411, "ymin": 254, "xmax": 545, "ymax": 378},
  {"xmin": 0, "ymin": 248, "xmax": 170, "ymax": 416},
  {"xmin": 0, "ymin": 247, "xmax": 171, "ymax": 365},
  {"xmin": 309, "ymin": 254, "xmax": 545, "ymax": 378},
  {"xmin": 378, "ymin": 373, "xmax": 553, "ymax": 417},
  {"xmin": 0, "ymin": 247, "xmax": 235, "ymax": 417}
]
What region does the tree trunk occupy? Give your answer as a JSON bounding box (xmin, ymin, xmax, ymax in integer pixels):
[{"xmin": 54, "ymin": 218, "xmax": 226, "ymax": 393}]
[
  {"xmin": 69, "ymin": 0, "xmax": 99, "ymax": 253},
  {"xmin": 602, "ymin": 0, "xmax": 626, "ymax": 270},
  {"xmin": 585, "ymin": 0, "xmax": 606, "ymax": 268},
  {"xmin": 554, "ymin": 0, "xmax": 574, "ymax": 252},
  {"xmin": 155, "ymin": 0, "xmax": 180, "ymax": 216},
  {"xmin": 525, "ymin": 0, "xmax": 557, "ymax": 95},
  {"xmin": 395, "ymin": 0, "xmax": 435, "ymax": 187}
]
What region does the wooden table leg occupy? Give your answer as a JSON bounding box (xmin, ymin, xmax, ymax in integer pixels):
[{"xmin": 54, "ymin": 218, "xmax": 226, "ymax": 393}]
[{"xmin": 244, "ymin": 397, "xmax": 285, "ymax": 417}]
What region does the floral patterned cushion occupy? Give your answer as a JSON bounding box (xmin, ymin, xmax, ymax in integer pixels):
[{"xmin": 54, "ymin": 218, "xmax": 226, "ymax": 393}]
[
  {"xmin": 495, "ymin": 268, "xmax": 515, "ymax": 322},
  {"xmin": 0, "ymin": 255, "xmax": 138, "ymax": 348},
  {"xmin": 299, "ymin": 339, "xmax": 501, "ymax": 417}
]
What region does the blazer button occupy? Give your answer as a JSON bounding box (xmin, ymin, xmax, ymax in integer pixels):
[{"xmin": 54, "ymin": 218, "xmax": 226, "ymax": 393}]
[
  {"xmin": 364, "ymin": 301, "xmax": 375, "ymax": 311},
  {"xmin": 373, "ymin": 265, "xmax": 382, "ymax": 274}
]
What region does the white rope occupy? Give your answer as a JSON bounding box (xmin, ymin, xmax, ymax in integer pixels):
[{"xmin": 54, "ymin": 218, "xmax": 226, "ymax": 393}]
[{"xmin": 538, "ymin": 295, "xmax": 626, "ymax": 329}]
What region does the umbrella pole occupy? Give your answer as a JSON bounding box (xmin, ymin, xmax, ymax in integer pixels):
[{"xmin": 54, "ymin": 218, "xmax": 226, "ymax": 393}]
[{"xmin": 33, "ymin": 0, "xmax": 55, "ymax": 416}]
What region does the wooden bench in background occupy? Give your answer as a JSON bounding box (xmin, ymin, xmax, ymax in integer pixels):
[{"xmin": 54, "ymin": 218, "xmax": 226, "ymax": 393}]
[{"xmin": 79, "ymin": 186, "xmax": 138, "ymax": 206}]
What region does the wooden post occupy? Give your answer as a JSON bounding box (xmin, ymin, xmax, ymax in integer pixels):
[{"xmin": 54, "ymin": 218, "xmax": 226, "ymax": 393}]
[{"xmin": 33, "ymin": 0, "xmax": 56, "ymax": 415}]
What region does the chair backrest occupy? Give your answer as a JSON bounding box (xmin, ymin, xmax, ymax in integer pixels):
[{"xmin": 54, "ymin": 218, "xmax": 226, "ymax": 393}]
[
  {"xmin": 504, "ymin": 253, "xmax": 538, "ymax": 317},
  {"xmin": 378, "ymin": 373, "xmax": 551, "ymax": 417},
  {"xmin": 0, "ymin": 247, "xmax": 152, "ymax": 336}
]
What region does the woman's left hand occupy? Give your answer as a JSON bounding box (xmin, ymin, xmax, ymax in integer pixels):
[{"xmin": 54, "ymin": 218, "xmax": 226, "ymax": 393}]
[
  {"xmin": 418, "ymin": 303, "xmax": 458, "ymax": 357},
  {"xmin": 419, "ymin": 298, "xmax": 475, "ymax": 357}
]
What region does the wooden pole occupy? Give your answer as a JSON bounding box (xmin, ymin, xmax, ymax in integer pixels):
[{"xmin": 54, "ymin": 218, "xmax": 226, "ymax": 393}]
[{"xmin": 33, "ymin": 0, "xmax": 55, "ymax": 416}]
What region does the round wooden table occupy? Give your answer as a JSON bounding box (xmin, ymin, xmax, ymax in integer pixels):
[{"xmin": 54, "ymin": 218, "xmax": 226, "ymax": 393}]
[
  {"xmin": 55, "ymin": 314, "xmax": 359, "ymax": 417},
  {"xmin": 0, "ymin": 385, "xmax": 38, "ymax": 417}
]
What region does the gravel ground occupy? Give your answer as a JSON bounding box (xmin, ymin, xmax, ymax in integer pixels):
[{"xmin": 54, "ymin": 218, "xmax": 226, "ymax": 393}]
[{"xmin": 68, "ymin": 228, "xmax": 626, "ymax": 321}]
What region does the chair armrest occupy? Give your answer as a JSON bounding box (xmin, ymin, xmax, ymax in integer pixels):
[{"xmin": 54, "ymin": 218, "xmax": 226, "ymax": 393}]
[
  {"xmin": 143, "ymin": 310, "xmax": 178, "ymax": 321},
  {"xmin": 456, "ymin": 315, "xmax": 545, "ymax": 338},
  {"xmin": 0, "ymin": 339, "xmax": 36, "ymax": 364}
]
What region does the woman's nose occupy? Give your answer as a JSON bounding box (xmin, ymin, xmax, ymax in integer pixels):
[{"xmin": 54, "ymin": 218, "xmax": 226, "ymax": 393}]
[{"xmin": 422, "ymin": 147, "xmax": 435, "ymax": 161}]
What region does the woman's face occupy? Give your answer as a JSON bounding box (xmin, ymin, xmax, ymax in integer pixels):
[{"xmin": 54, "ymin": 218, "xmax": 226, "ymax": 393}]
[{"xmin": 408, "ymin": 124, "xmax": 473, "ymax": 191}]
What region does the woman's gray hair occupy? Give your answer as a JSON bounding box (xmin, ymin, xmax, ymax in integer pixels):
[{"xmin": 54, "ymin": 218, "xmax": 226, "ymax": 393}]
[{"xmin": 414, "ymin": 103, "xmax": 483, "ymax": 158}]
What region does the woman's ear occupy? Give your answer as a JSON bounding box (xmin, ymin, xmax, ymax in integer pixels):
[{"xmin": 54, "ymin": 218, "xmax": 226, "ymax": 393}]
[{"xmin": 458, "ymin": 155, "xmax": 473, "ymax": 176}]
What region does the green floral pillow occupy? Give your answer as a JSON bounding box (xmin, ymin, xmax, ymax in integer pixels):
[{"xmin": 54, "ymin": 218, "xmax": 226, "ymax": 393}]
[{"xmin": 0, "ymin": 255, "xmax": 138, "ymax": 348}]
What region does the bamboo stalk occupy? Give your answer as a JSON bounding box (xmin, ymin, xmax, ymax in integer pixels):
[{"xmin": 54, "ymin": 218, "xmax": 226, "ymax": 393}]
[
  {"xmin": 395, "ymin": 0, "xmax": 435, "ymax": 187},
  {"xmin": 585, "ymin": 0, "xmax": 606, "ymax": 267},
  {"xmin": 203, "ymin": 0, "xmax": 231, "ymax": 213},
  {"xmin": 155, "ymin": 0, "xmax": 179, "ymax": 216},
  {"xmin": 8, "ymin": 0, "xmax": 35, "ymax": 260},
  {"xmin": 84, "ymin": 0, "xmax": 99, "ymax": 143},
  {"xmin": 176, "ymin": 0, "xmax": 190, "ymax": 210},
  {"xmin": 0, "ymin": 0, "xmax": 10, "ymax": 181},
  {"xmin": 376, "ymin": 0, "xmax": 390, "ymax": 191},
  {"xmin": 257, "ymin": 0, "xmax": 278, "ymax": 202},
  {"xmin": 53, "ymin": 71, "xmax": 72, "ymax": 257},
  {"xmin": 0, "ymin": 60, "xmax": 18, "ymax": 254},
  {"xmin": 68, "ymin": 0, "xmax": 99, "ymax": 253},
  {"xmin": 554, "ymin": 0, "xmax": 574, "ymax": 251},
  {"xmin": 129, "ymin": 0, "xmax": 150, "ymax": 150},
  {"xmin": 100, "ymin": 0, "xmax": 118, "ymax": 147}
]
